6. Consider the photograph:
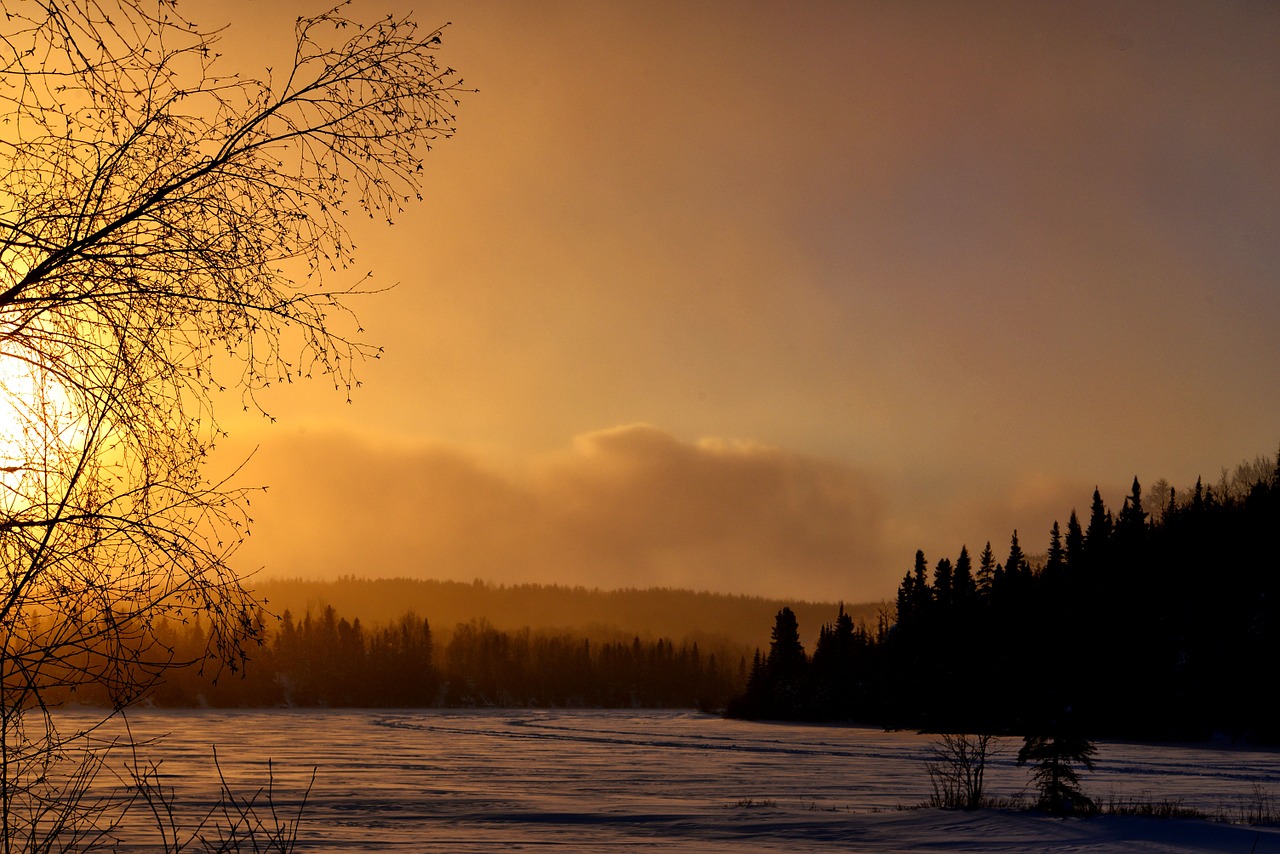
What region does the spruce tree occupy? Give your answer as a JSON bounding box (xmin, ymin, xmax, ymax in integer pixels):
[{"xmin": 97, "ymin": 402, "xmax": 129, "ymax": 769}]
[
  {"xmin": 913, "ymin": 550, "xmax": 932, "ymax": 613},
  {"xmin": 953, "ymin": 545, "xmax": 976, "ymax": 602},
  {"xmin": 1004, "ymin": 530, "xmax": 1028, "ymax": 579},
  {"xmin": 976, "ymin": 542, "xmax": 996, "ymax": 595},
  {"xmin": 1084, "ymin": 488, "xmax": 1112, "ymax": 565},
  {"xmin": 1017, "ymin": 730, "xmax": 1097, "ymax": 815},
  {"xmin": 1065, "ymin": 511, "xmax": 1084, "ymax": 572},
  {"xmin": 1045, "ymin": 521, "xmax": 1065, "ymax": 580},
  {"xmin": 896, "ymin": 571, "xmax": 916, "ymax": 626},
  {"xmin": 1163, "ymin": 485, "xmax": 1178, "ymax": 522},
  {"xmin": 811, "ymin": 604, "xmax": 859, "ymax": 719},
  {"xmin": 770, "ymin": 607, "xmax": 806, "ymax": 669},
  {"xmin": 1115, "ymin": 477, "xmax": 1148, "ymax": 545},
  {"xmin": 933, "ymin": 558, "xmax": 954, "ymax": 607},
  {"xmin": 765, "ymin": 607, "xmax": 807, "ymax": 717}
]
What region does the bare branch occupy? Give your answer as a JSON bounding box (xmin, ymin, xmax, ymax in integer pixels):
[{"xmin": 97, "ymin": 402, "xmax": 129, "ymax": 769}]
[{"xmin": 0, "ymin": 0, "xmax": 464, "ymax": 844}]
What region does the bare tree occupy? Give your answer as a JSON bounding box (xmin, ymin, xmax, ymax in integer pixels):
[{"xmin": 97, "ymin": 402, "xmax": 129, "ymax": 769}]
[
  {"xmin": 925, "ymin": 733, "xmax": 997, "ymax": 810},
  {"xmin": 0, "ymin": 0, "xmax": 464, "ymax": 846},
  {"xmin": 1217, "ymin": 454, "xmax": 1276, "ymax": 503}
]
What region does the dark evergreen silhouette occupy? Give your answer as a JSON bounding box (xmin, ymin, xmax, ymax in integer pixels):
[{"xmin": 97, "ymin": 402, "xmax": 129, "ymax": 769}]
[
  {"xmin": 728, "ymin": 607, "xmax": 810, "ymax": 719},
  {"xmin": 727, "ymin": 445, "xmax": 1280, "ymax": 745},
  {"xmin": 952, "ymin": 546, "xmax": 976, "ymax": 603},
  {"xmin": 975, "ymin": 542, "xmax": 996, "ymax": 595},
  {"xmin": 1043, "ymin": 522, "xmax": 1065, "ymax": 581},
  {"xmin": 1017, "ymin": 728, "xmax": 1097, "ymax": 815}
]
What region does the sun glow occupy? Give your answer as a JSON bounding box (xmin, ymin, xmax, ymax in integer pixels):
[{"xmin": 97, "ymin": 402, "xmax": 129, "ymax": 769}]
[{"xmin": 0, "ymin": 342, "xmax": 81, "ymax": 501}]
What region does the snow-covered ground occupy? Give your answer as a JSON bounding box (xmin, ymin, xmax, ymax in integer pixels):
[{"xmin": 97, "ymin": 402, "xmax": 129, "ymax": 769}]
[{"xmin": 56, "ymin": 708, "xmax": 1280, "ymax": 852}]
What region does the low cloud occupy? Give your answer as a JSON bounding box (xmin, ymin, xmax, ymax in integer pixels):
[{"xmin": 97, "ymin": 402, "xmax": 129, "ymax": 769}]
[{"xmin": 223, "ymin": 424, "xmax": 893, "ymax": 602}]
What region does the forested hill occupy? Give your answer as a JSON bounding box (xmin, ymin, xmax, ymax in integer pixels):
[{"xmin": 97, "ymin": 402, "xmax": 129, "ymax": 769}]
[{"xmin": 251, "ymin": 577, "xmax": 885, "ymax": 651}]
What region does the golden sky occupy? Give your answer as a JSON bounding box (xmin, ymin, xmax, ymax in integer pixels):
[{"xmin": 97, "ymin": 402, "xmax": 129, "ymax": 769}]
[{"xmin": 200, "ymin": 0, "xmax": 1280, "ymax": 602}]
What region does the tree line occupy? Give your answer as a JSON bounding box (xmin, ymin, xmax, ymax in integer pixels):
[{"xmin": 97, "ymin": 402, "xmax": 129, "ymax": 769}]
[
  {"xmin": 729, "ymin": 449, "xmax": 1280, "ymax": 744},
  {"xmin": 253, "ymin": 577, "xmax": 881, "ymax": 655},
  {"xmin": 97, "ymin": 607, "xmax": 746, "ymax": 710}
]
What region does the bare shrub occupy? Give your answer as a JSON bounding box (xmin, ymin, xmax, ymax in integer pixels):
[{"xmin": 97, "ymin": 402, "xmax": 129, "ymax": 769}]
[
  {"xmin": 925, "ymin": 733, "xmax": 997, "ymax": 810},
  {"xmin": 125, "ymin": 746, "xmax": 314, "ymax": 853}
]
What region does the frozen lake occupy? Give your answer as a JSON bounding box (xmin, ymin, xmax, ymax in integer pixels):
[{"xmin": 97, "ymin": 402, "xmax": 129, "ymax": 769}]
[{"xmin": 56, "ymin": 708, "xmax": 1280, "ymax": 852}]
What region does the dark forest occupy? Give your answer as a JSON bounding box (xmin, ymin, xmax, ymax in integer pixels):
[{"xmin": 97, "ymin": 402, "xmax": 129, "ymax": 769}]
[
  {"xmin": 728, "ymin": 451, "xmax": 1280, "ymax": 743},
  {"xmin": 91, "ymin": 609, "xmax": 746, "ymax": 711}
]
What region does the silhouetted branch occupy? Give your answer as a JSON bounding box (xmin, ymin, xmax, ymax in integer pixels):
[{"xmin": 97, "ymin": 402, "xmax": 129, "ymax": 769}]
[{"xmin": 0, "ymin": 0, "xmax": 463, "ymax": 845}]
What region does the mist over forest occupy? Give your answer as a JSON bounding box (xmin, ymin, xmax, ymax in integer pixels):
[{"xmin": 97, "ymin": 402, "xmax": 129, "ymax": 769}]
[{"xmin": 253, "ymin": 577, "xmax": 884, "ymax": 652}]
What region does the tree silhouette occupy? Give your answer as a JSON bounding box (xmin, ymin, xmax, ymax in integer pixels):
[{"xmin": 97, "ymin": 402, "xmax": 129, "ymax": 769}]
[
  {"xmin": 1017, "ymin": 728, "xmax": 1097, "ymax": 815},
  {"xmin": 1083, "ymin": 488, "xmax": 1113, "ymax": 567},
  {"xmin": 933, "ymin": 557, "xmax": 954, "ymax": 607},
  {"xmin": 811, "ymin": 603, "xmax": 869, "ymax": 719},
  {"xmin": 952, "ymin": 545, "xmax": 976, "ymax": 603},
  {"xmin": 0, "ymin": 0, "xmax": 464, "ymax": 845},
  {"xmin": 975, "ymin": 541, "xmax": 996, "ymax": 594},
  {"xmin": 1044, "ymin": 522, "xmax": 1065, "ymax": 581},
  {"xmin": 730, "ymin": 444, "xmax": 1280, "ymax": 744},
  {"xmin": 1064, "ymin": 511, "xmax": 1084, "ymax": 572},
  {"xmin": 1115, "ymin": 477, "xmax": 1148, "ymax": 550},
  {"xmin": 765, "ymin": 607, "xmax": 808, "ymax": 717},
  {"xmin": 1003, "ymin": 530, "xmax": 1027, "ymax": 579}
]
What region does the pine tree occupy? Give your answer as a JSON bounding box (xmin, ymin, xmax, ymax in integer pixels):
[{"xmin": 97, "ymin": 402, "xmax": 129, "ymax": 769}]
[
  {"xmin": 991, "ymin": 562, "xmax": 1006, "ymax": 592},
  {"xmin": 913, "ymin": 550, "xmax": 932, "ymax": 612},
  {"xmin": 765, "ymin": 607, "xmax": 807, "ymax": 717},
  {"xmin": 1065, "ymin": 511, "xmax": 1084, "ymax": 572},
  {"xmin": 976, "ymin": 542, "xmax": 996, "ymax": 595},
  {"xmin": 896, "ymin": 571, "xmax": 916, "ymax": 626},
  {"xmin": 1005, "ymin": 530, "xmax": 1027, "ymax": 579},
  {"xmin": 1017, "ymin": 730, "xmax": 1097, "ymax": 815},
  {"xmin": 1084, "ymin": 488, "xmax": 1112, "ymax": 565},
  {"xmin": 811, "ymin": 604, "xmax": 859, "ymax": 719},
  {"xmin": 1163, "ymin": 485, "xmax": 1178, "ymax": 522},
  {"xmin": 769, "ymin": 607, "xmax": 806, "ymax": 670},
  {"xmin": 1044, "ymin": 521, "xmax": 1065, "ymax": 580},
  {"xmin": 1115, "ymin": 477, "xmax": 1148, "ymax": 544},
  {"xmin": 953, "ymin": 545, "xmax": 976, "ymax": 602},
  {"xmin": 933, "ymin": 558, "xmax": 954, "ymax": 607}
]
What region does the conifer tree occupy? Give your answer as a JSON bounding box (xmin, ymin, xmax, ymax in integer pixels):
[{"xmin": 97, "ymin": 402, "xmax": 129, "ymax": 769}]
[
  {"xmin": 913, "ymin": 550, "xmax": 932, "ymax": 612},
  {"xmin": 1065, "ymin": 511, "xmax": 1085, "ymax": 572},
  {"xmin": 953, "ymin": 546, "xmax": 976, "ymax": 602},
  {"xmin": 769, "ymin": 608, "xmax": 806, "ymax": 670},
  {"xmin": 811, "ymin": 604, "xmax": 860, "ymax": 719},
  {"xmin": 1004, "ymin": 530, "xmax": 1028, "ymax": 579},
  {"xmin": 991, "ymin": 562, "xmax": 1006, "ymax": 591},
  {"xmin": 896, "ymin": 571, "xmax": 915, "ymax": 625},
  {"xmin": 1115, "ymin": 477, "xmax": 1148, "ymax": 543},
  {"xmin": 1017, "ymin": 730, "xmax": 1097, "ymax": 815},
  {"xmin": 976, "ymin": 542, "xmax": 996, "ymax": 595},
  {"xmin": 1084, "ymin": 488, "xmax": 1112, "ymax": 564},
  {"xmin": 1044, "ymin": 521, "xmax": 1066, "ymax": 580},
  {"xmin": 765, "ymin": 607, "xmax": 807, "ymax": 717},
  {"xmin": 933, "ymin": 558, "xmax": 954, "ymax": 607}
]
